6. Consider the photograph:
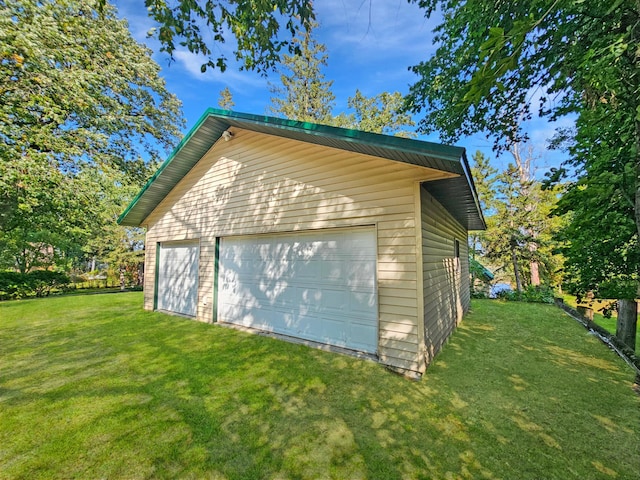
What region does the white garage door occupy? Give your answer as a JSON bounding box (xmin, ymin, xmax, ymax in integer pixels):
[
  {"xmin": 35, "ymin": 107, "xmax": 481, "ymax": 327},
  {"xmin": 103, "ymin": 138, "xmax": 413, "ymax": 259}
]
[
  {"xmin": 218, "ymin": 227, "xmax": 378, "ymax": 353},
  {"xmin": 157, "ymin": 242, "xmax": 199, "ymax": 317}
]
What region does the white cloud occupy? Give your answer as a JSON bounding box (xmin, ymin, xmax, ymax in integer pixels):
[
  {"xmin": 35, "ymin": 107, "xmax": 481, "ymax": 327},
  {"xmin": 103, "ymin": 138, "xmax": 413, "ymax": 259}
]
[{"xmin": 171, "ymin": 50, "xmax": 268, "ymax": 92}]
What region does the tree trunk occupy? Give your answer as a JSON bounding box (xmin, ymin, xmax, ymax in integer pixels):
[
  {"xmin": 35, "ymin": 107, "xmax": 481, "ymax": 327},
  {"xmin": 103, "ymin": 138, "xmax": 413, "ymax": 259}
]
[
  {"xmin": 530, "ymin": 260, "xmax": 540, "ymax": 286},
  {"xmin": 511, "ymin": 142, "xmax": 540, "ymax": 288},
  {"xmin": 119, "ymin": 266, "xmax": 126, "ymax": 291},
  {"xmin": 528, "ymin": 239, "xmax": 540, "ymax": 286},
  {"xmin": 617, "ymin": 299, "xmax": 637, "ymax": 351},
  {"xmin": 512, "ymin": 248, "xmax": 523, "ymax": 292}
]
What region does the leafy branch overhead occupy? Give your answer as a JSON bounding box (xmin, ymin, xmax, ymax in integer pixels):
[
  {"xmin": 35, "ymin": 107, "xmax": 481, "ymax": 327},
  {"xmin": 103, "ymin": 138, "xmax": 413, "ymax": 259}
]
[
  {"xmin": 405, "ymin": 0, "xmax": 639, "ymax": 151},
  {"xmin": 131, "ymin": 0, "xmax": 315, "ymax": 73},
  {"xmin": 405, "ymin": 0, "xmax": 638, "ymax": 349}
]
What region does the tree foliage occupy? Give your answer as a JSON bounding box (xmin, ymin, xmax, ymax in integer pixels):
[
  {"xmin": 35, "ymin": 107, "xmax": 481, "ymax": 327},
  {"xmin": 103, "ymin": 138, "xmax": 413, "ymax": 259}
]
[
  {"xmin": 470, "ymin": 151, "xmax": 562, "ymax": 291},
  {"xmin": 406, "ymin": 0, "xmax": 638, "ymax": 346},
  {"xmin": 268, "ymin": 20, "xmax": 335, "ymax": 124},
  {"xmin": 1, "ymin": 0, "xmax": 183, "ymax": 170},
  {"xmin": 268, "ymin": 21, "xmax": 416, "ymax": 137},
  {"xmin": 0, "ymin": 0, "xmax": 184, "ymax": 273},
  {"xmin": 405, "ymin": 0, "xmax": 638, "ymax": 152},
  {"xmin": 139, "ymin": 0, "xmax": 314, "ymax": 74},
  {"xmin": 217, "ymin": 86, "xmax": 235, "ymax": 110},
  {"xmin": 336, "ymin": 90, "xmax": 416, "ymax": 137},
  {"xmin": 553, "ymin": 101, "xmax": 640, "ymax": 301}
]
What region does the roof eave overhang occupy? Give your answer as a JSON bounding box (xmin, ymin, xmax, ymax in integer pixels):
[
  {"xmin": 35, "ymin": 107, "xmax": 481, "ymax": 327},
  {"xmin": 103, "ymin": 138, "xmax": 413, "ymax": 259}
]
[{"xmin": 422, "ymin": 149, "xmax": 486, "ymax": 231}]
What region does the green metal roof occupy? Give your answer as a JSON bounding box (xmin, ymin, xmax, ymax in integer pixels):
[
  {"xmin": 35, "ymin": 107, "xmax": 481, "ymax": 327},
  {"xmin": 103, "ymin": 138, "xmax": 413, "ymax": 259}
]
[
  {"xmin": 470, "ymin": 258, "xmax": 495, "ymax": 281},
  {"xmin": 118, "ymin": 109, "xmax": 486, "ymax": 230}
]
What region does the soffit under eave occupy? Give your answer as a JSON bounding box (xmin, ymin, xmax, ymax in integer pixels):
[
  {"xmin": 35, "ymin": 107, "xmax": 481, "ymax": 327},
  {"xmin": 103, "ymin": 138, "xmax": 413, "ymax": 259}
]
[{"xmin": 422, "ymin": 176, "xmax": 487, "ymax": 231}]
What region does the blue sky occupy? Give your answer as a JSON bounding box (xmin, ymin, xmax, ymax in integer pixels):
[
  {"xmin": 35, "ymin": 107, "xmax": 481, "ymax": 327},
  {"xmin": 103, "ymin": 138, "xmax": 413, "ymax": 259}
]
[{"xmin": 113, "ymin": 0, "xmax": 571, "ymax": 173}]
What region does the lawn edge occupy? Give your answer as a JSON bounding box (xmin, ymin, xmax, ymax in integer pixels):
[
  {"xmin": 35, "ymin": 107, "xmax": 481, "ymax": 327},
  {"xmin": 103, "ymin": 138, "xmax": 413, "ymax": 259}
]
[{"xmin": 554, "ymin": 298, "xmax": 640, "ymax": 378}]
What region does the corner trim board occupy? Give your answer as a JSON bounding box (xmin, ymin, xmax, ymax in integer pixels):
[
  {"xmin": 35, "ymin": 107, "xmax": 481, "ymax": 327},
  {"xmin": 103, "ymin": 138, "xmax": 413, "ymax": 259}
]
[
  {"xmin": 153, "ymin": 242, "xmax": 160, "ymax": 310},
  {"xmin": 212, "ymin": 237, "xmax": 220, "ymax": 323}
]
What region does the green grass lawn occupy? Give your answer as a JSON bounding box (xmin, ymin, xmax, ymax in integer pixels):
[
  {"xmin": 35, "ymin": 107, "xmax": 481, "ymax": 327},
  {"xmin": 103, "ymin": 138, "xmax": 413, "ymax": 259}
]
[{"xmin": 1, "ymin": 293, "xmax": 638, "ymax": 479}]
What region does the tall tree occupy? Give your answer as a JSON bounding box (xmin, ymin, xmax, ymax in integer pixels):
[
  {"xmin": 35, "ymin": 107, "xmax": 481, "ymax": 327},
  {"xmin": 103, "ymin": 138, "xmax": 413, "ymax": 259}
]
[
  {"xmin": 405, "ymin": 0, "xmax": 638, "ymax": 348},
  {"xmin": 268, "ymin": 20, "xmax": 335, "ymax": 123},
  {"xmin": 468, "ymin": 151, "xmax": 497, "ymax": 293},
  {"xmin": 552, "ymin": 101, "xmax": 639, "ymax": 348},
  {"xmin": 509, "ymin": 142, "xmax": 541, "ymax": 286},
  {"xmin": 484, "ymin": 163, "xmax": 535, "ymax": 292},
  {"xmin": 468, "ymin": 151, "xmax": 497, "ymax": 263},
  {"xmin": 470, "ymin": 150, "xmax": 562, "ymax": 292},
  {"xmin": 80, "ymin": 163, "xmax": 148, "ymax": 288},
  {"xmin": 0, "ymin": 0, "xmax": 183, "ymax": 271},
  {"xmin": 338, "ymin": 90, "xmax": 416, "ymax": 137},
  {"xmin": 268, "ymin": 21, "xmax": 416, "ymax": 135}
]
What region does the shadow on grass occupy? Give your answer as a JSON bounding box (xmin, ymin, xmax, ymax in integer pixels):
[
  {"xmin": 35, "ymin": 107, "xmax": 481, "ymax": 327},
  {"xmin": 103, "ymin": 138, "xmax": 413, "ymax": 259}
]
[{"xmin": 0, "ymin": 294, "xmax": 638, "ymax": 479}]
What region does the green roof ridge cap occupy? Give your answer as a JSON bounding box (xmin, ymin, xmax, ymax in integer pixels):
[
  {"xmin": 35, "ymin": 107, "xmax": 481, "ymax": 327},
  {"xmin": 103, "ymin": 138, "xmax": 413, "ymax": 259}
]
[{"xmin": 205, "ymin": 108, "xmax": 464, "ymax": 164}]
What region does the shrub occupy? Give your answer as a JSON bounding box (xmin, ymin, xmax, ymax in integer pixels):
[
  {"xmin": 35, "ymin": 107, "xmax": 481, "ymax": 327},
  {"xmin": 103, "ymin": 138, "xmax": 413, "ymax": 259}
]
[
  {"xmin": 28, "ymin": 270, "xmax": 70, "ymax": 297},
  {"xmin": 0, "ymin": 271, "xmax": 28, "ymax": 300},
  {"xmin": 471, "ymin": 290, "xmax": 489, "ymax": 299},
  {"xmin": 0, "ymin": 270, "xmax": 70, "ymax": 300},
  {"xmin": 495, "ymin": 285, "xmax": 555, "ymax": 304}
]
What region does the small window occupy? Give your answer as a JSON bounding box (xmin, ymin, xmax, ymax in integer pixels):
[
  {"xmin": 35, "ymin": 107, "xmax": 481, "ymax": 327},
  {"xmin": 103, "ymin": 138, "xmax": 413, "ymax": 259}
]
[{"xmin": 454, "ymin": 239, "xmax": 460, "ymax": 259}]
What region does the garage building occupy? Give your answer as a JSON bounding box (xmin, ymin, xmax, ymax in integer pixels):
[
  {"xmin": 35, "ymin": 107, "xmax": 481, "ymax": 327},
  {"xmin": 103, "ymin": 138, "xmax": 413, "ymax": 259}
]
[{"xmin": 118, "ymin": 109, "xmax": 485, "ymax": 376}]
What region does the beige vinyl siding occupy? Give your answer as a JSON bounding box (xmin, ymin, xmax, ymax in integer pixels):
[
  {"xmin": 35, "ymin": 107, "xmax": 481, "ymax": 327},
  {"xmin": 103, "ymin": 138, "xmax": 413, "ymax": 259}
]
[
  {"xmin": 143, "ymin": 242, "xmax": 156, "ymax": 311},
  {"xmin": 421, "ymin": 186, "xmax": 470, "ymax": 364},
  {"xmin": 143, "ymin": 128, "xmax": 451, "ymax": 373}
]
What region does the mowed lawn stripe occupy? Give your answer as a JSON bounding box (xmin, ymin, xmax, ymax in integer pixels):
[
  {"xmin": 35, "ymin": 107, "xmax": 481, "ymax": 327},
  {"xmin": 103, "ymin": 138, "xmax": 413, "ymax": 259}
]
[{"xmin": 0, "ymin": 293, "xmax": 638, "ymax": 479}]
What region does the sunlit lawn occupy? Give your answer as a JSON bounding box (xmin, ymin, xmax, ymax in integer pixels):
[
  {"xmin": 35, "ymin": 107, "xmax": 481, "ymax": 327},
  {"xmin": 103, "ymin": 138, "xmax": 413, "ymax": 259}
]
[{"xmin": 1, "ymin": 293, "xmax": 638, "ymax": 479}]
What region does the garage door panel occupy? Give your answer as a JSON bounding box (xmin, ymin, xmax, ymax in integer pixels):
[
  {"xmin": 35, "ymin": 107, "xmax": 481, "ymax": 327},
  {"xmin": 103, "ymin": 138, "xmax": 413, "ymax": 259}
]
[
  {"xmin": 321, "ymin": 260, "xmax": 344, "ymax": 283},
  {"xmin": 157, "ymin": 243, "xmax": 199, "ymax": 317},
  {"xmin": 218, "ymin": 227, "xmax": 378, "ymax": 353},
  {"xmin": 317, "ymin": 287, "xmax": 348, "ymax": 314},
  {"xmin": 296, "ymin": 259, "xmax": 322, "ymax": 281},
  {"xmin": 347, "ymin": 260, "xmax": 377, "ymax": 289}
]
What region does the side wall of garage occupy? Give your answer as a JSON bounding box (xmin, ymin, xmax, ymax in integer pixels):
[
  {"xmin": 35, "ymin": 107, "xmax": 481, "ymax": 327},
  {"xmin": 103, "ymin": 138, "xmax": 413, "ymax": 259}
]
[
  {"xmin": 420, "ymin": 186, "xmax": 470, "ymax": 364},
  {"xmin": 142, "ymin": 128, "xmax": 451, "ymax": 373}
]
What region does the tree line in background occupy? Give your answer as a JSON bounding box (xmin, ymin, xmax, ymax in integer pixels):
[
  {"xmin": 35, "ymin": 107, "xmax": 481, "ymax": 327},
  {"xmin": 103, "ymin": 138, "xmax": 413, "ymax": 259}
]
[
  {"xmin": 265, "ymin": 20, "xmax": 416, "ymax": 136},
  {"xmin": 1, "ymin": 0, "xmax": 183, "ymax": 291},
  {"xmin": 2, "ymin": 0, "xmax": 636, "ymax": 351},
  {"xmin": 469, "ymin": 149, "xmax": 563, "ymax": 298}
]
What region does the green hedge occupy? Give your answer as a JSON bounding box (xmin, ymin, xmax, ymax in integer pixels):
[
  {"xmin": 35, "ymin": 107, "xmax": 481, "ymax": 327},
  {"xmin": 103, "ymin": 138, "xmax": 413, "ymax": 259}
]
[
  {"xmin": 0, "ymin": 271, "xmax": 70, "ymax": 301},
  {"xmin": 495, "ymin": 285, "xmax": 556, "ymax": 304}
]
